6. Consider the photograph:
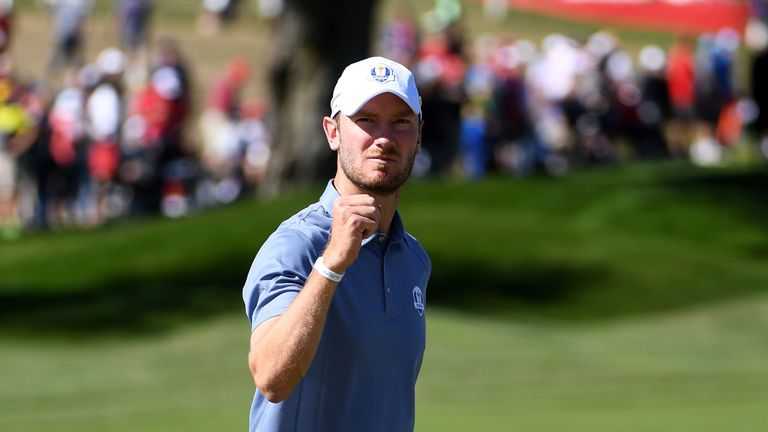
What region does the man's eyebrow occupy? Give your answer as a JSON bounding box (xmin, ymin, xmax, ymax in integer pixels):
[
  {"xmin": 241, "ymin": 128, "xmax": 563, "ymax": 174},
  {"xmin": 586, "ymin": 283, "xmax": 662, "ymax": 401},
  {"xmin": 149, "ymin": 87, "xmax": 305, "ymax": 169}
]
[
  {"xmin": 394, "ymin": 109, "xmax": 417, "ymax": 117},
  {"xmin": 353, "ymin": 110, "xmax": 375, "ymax": 117}
]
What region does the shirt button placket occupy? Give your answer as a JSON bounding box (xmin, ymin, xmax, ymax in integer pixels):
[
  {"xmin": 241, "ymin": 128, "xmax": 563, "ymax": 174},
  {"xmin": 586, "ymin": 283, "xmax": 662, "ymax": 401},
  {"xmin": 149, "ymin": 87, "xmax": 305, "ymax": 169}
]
[{"xmin": 383, "ymin": 247, "xmax": 394, "ymax": 313}]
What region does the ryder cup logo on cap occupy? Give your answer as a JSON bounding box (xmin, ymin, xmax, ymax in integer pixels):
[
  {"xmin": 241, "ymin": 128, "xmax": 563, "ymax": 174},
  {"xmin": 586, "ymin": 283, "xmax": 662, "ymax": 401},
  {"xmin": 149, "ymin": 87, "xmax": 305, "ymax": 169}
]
[
  {"xmin": 331, "ymin": 56, "xmax": 421, "ymax": 118},
  {"xmin": 370, "ymin": 64, "xmax": 395, "ymax": 83}
]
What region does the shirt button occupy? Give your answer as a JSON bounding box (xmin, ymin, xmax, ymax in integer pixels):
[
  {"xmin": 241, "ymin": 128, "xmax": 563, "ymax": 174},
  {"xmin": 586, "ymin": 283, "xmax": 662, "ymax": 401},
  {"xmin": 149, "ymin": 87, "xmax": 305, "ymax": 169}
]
[{"xmin": 386, "ymin": 287, "xmax": 391, "ymax": 294}]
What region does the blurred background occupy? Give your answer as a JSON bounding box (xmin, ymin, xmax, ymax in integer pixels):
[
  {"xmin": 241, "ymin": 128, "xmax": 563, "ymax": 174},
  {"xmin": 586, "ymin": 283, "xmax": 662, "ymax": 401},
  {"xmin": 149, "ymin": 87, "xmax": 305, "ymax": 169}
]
[{"xmin": 1, "ymin": 0, "xmax": 767, "ymax": 431}]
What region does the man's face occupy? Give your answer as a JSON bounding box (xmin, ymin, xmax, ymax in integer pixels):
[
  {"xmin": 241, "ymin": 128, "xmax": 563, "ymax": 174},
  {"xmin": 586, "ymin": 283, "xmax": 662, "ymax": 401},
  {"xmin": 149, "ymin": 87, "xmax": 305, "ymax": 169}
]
[{"xmin": 331, "ymin": 93, "xmax": 421, "ymax": 195}]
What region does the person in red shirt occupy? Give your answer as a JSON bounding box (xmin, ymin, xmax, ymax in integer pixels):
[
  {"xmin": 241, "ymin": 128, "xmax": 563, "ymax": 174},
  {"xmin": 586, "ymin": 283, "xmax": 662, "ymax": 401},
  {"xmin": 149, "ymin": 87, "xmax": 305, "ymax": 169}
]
[
  {"xmin": 199, "ymin": 57, "xmax": 251, "ymax": 189},
  {"xmin": 665, "ymin": 35, "xmax": 696, "ymax": 157}
]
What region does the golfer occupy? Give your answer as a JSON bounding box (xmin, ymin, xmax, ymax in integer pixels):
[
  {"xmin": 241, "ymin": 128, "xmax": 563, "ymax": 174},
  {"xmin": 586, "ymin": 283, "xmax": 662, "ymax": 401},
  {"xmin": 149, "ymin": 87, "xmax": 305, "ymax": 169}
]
[{"xmin": 242, "ymin": 56, "xmax": 431, "ymax": 431}]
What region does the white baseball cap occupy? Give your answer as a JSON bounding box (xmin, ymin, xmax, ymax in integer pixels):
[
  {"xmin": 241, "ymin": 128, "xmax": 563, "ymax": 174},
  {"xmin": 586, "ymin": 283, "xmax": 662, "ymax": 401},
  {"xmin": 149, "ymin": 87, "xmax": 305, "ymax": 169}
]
[{"xmin": 330, "ymin": 56, "xmax": 421, "ymax": 118}]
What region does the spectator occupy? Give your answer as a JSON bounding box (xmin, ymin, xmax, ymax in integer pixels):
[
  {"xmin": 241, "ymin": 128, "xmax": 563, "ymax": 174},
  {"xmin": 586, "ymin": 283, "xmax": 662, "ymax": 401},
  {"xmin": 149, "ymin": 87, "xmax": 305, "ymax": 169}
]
[
  {"xmin": 460, "ymin": 102, "xmax": 488, "ymax": 179},
  {"xmin": 416, "ymin": 31, "xmax": 466, "ymax": 176},
  {"xmin": 84, "ymin": 48, "xmax": 125, "ymax": 224},
  {"xmin": 377, "ymin": 9, "xmax": 420, "ymax": 67},
  {"xmin": 197, "ymin": 0, "xmax": 242, "ymax": 36},
  {"xmin": 116, "ymin": 0, "xmax": 152, "ymax": 54},
  {"xmin": 45, "ymin": 0, "xmax": 93, "ymax": 75},
  {"xmin": 711, "ymin": 28, "xmax": 742, "ymax": 148},
  {"xmin": 122, "ymin": 65, "xmax": 185, "ymax": 215},
  {"xmin": 151, "ymin": 36, "xmax": 192, "ymax": 162},
  {"xmin": 0, "ymin": 54, "xmax": 41, "ymax": 238},
  {"xmin": 45, "ymin": 64, "xmax": 92, "ymax": 226},
  {"xmin": 238, "ymin": 99, "xmax": 271, "ymax": 190},
  {"xmin": 115, "ymin": 0, "xmax": 153, "ymax": 91},
  {"xmin": 488, "ymin": 38, "xmax": 542, "ymax": 175},
  {"xmin": 748, "ymin": 19, "xmax": 768, "ymax": 159},
  {"xmin": 0, "ymin": 0, "xmax": 14, "ymax": 53},
  {"xmin": 666, "ymin": 35, "xmax": 696, "ymax": 157},
  {"xmin": 636, "ymin": 44, "xmax": 671, "ymax": 159},
  {"xmin": 199, "ymin": 57, "xmax": 252, "ymax": 204}
]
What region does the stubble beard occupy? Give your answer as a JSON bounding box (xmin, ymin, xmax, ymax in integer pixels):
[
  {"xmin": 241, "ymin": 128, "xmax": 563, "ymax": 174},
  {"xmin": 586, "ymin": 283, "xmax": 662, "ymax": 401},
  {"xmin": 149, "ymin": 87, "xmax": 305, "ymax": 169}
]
[{"xmin": 337, "ymin": 133, "xmax": 418, "ymax": 196}]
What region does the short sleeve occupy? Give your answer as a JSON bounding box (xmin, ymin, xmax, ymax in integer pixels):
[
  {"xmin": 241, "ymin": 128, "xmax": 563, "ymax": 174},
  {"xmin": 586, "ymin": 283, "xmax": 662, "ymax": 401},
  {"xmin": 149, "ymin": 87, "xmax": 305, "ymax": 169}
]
[{"xmin": 242, "ymin": 228, "xmax": 318, "ymax": 331}]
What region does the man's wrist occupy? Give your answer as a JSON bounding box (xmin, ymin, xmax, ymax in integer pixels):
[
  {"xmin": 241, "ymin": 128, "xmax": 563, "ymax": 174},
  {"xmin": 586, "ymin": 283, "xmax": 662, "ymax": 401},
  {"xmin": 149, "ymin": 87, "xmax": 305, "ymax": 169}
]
[{"xmin": 313, "ymin": 256, "xmax": 345, "ymax": 282}]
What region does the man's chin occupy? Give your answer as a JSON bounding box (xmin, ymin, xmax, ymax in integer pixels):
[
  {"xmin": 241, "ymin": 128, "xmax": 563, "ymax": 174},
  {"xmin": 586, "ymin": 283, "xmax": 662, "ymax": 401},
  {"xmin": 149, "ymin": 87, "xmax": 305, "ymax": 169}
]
[{"xmin": 356, "ymin": 176, "xmax": 404, "ymax": 196}]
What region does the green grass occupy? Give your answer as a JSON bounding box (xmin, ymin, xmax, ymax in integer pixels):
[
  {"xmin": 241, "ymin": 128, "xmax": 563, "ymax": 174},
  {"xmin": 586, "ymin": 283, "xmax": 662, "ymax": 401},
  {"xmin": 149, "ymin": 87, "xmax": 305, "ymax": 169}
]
[{"xmin": 2, "ymin": 162, "xmax": 768, "ymax": 431}]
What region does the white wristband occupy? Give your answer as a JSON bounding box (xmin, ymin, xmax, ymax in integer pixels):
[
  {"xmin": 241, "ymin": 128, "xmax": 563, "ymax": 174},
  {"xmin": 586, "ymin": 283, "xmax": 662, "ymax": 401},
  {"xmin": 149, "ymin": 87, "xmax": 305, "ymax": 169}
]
[{"xmin": 313, "ymin": 256, "xmax": 344, "ymax": 282}]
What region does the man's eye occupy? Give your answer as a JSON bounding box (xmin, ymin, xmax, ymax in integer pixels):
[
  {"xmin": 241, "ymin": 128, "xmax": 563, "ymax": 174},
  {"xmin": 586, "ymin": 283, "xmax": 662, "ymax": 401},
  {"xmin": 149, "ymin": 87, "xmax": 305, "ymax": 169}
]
[{"xmin": 355, "ymin": 117, "xmax": 373, "ymax": 123}]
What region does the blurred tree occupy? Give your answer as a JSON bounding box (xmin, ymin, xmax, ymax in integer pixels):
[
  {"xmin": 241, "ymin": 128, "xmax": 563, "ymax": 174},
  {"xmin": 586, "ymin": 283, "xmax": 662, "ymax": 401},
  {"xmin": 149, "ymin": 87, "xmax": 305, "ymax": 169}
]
[{"xmin": 263, "ymin": 0, "xmax": 379, "ymax": 193}]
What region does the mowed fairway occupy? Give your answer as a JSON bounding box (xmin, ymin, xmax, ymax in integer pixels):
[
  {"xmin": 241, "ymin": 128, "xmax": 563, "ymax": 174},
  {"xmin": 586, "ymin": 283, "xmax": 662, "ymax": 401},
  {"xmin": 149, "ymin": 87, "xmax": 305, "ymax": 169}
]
[{"xmin": 2, "ymin": 162, "xmax": 768, "ymax": 431}]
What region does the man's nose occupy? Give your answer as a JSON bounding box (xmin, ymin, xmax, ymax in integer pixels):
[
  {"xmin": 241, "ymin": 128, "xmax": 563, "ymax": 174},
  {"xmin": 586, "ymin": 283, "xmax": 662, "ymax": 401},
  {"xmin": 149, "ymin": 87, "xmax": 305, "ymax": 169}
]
[{"xmin": 372, "ymin": 124, "xmax": 396, "ymax": 147}]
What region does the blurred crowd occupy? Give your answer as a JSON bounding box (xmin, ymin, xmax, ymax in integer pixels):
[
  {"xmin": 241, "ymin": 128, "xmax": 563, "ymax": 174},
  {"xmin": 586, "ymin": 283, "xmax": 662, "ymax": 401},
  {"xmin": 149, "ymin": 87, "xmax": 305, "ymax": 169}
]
[
  {"xmin": 2, "ymin": 0, "xmax": 768, "ymax": 240},
  {"xmin": 378, "ymin": 1, "xmax": 768, "ymax": 180},
  {"xmin": 0, "ymin": 0, "xmax": 271, "ymax": 239}
]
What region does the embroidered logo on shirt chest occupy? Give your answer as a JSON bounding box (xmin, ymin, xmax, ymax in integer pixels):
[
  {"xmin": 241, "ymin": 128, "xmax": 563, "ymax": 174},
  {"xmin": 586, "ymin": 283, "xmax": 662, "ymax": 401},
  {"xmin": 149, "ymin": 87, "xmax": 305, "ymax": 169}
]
[{"xmin": 412, "ymin": 286, "xmax": 424, "ymax": 316}]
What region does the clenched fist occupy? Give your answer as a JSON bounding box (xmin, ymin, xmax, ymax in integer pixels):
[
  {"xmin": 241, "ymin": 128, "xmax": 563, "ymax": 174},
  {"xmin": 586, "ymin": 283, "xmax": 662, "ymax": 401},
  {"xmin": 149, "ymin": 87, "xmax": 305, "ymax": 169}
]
[{"xmin": 321, "ymin": 194, "xmax": 380, "ymax": 274}]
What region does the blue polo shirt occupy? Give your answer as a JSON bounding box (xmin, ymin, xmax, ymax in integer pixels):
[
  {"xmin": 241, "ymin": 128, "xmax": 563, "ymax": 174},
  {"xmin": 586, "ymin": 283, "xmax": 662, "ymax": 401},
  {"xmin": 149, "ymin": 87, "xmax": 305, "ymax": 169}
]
[{"xmin": 243, "ymin": 181, "xmax": 431, "ymax": 432}]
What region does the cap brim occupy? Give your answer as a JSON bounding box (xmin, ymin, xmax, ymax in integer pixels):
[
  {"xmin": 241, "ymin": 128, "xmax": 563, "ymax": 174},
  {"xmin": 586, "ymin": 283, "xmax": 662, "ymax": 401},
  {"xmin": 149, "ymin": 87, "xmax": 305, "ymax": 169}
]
[{"xmin": 333, "ymin": 88, "xmax": 420, "ymax": 118}]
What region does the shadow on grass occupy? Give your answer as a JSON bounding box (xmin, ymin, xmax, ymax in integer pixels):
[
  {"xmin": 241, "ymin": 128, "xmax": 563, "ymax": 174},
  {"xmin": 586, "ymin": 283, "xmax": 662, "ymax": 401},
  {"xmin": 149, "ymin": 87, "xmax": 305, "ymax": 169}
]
[
  {"xmin": 0, "ymin": 252, "xmax": 617, "ymax": 338},
  {"xmin": 428, "ymin": 257, "xmax": 605, "ymax": 306},
  {"xmin": 0, "ymin": 253, "xmax": 611, "ymax": 337},
  {"xmin": 657, "ymin": 167, "xmax": 768, "ymax": 224},
  {"xmin": 2, "ymin": 166, "xmax": 767, "ymax": 337},
  {"xmin": 2, "ymin": 249, "xmax": 765, "ymax": 338},
  {"xmin": 0, "ymin": 253, "xmax": 253, "ymax": 338}
]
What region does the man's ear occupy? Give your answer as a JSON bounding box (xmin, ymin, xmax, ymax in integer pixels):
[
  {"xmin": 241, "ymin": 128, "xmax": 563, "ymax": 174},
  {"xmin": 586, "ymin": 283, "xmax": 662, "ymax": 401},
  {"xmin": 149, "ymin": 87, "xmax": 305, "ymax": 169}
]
[
  {"xmin": 323, "ymin": 116, "xmax": 340, "ymax": 151},
  {"xmin": 416, "ymin": 118, "xmax": 424, "ymax": 154}
]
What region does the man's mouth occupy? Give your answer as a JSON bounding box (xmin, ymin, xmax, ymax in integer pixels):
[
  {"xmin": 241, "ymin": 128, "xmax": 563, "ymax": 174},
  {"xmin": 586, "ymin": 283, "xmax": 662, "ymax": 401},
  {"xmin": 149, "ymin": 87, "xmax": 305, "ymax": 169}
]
[{"xmin": 367, "ymin": 154, "xmax": 397, "ymax": 163}]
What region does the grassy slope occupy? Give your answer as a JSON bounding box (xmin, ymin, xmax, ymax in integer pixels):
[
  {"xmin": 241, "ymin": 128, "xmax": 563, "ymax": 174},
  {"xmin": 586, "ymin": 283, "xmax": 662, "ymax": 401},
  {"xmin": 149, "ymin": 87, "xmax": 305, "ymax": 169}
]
[{"xmin": 2, "ymin": 163, "xmax": 768, "ymax": 431}]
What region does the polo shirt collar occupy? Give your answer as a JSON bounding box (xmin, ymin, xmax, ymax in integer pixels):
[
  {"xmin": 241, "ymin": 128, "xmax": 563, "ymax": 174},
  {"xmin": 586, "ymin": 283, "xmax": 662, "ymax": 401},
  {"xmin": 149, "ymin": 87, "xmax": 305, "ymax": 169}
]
[
  {"xmin": 319, "ymin": 180, "xmax": 339, "ymax": 214},
  {"xmin": 319, "ymin": 180, "xmax": 408, "ymax": 246}
]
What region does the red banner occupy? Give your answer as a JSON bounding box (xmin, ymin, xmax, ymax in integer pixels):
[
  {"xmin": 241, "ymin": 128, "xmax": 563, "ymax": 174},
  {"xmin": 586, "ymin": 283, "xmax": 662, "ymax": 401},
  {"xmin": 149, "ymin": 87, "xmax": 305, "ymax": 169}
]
[{"xmin": 505, "ymin": 0, "xmax": 749, "ymax": 34}]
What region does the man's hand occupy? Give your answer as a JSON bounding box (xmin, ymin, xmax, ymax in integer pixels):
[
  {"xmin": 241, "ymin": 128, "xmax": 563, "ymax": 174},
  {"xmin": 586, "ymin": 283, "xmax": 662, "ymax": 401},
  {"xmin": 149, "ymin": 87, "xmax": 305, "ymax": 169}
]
[{"xmin": 322, "ymin": 194, "xmax": 380, "ymax": 273}]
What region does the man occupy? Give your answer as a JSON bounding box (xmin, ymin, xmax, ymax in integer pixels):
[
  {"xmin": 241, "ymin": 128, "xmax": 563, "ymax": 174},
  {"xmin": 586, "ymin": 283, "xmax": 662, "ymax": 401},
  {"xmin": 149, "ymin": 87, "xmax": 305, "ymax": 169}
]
[{"xmin": 242, "ymin": 56, "xmax": 431, "ymax": 431}]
